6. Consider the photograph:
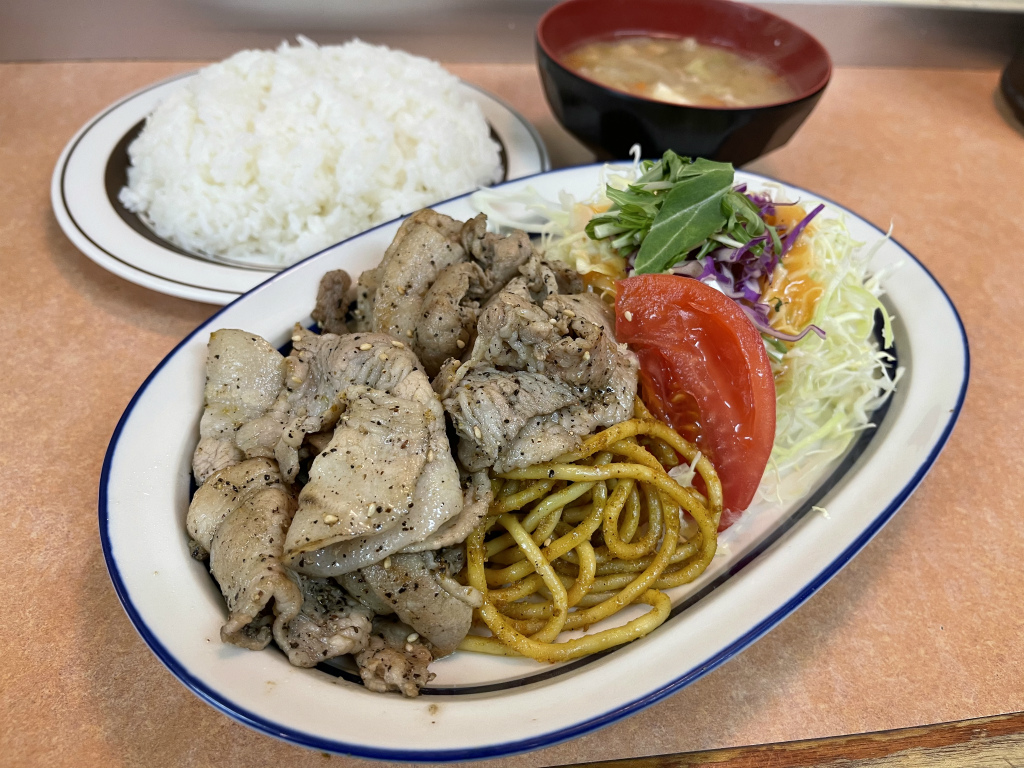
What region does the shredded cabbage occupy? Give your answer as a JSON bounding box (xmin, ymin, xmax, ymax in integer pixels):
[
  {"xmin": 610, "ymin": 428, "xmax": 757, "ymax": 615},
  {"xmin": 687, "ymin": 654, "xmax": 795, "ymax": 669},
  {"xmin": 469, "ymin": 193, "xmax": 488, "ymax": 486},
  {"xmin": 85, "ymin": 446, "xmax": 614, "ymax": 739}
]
[
  {"xmin": 470, "ymin": 174, "xmax": 902, "ymax": 508},
  {"xmin": 471, "ymin": 161, "xmax": 637, "ymax": 279},
  {"xmin": 757, "ymin": 217, "xmax": 902, "ymax": 503}
]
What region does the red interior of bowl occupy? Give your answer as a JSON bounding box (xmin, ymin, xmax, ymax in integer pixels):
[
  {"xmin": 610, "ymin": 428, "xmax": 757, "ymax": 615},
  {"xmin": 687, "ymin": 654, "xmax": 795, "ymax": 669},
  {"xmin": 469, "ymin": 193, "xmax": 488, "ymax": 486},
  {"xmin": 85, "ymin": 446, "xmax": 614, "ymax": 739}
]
[{"xmin": 538, "ymin": 0, "xmax": 831, "ymax": 105}]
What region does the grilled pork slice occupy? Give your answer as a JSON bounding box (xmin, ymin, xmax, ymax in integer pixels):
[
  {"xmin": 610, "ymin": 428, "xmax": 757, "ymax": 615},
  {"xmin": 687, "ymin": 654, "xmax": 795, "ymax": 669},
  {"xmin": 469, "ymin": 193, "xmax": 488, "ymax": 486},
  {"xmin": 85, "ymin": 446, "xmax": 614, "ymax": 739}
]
[
  {"xmin": 356, "ymin": 551, "xmax": 477, "ymax": 658},
  {"xmin": 189, "ymin": 460, "xmax": 376, "ymax": 663},
  {"xmin": 272, "ymin": 574, "xmax": 374, "ymax": 668},
  {"xmin": 416, "ymin": 261, "xmax": 488, "ymax": 375},
  {"xmin": 373, "ymin": 215, "xmax": 467, "ymax": 345},
  {"xmin": 274, "ymin": 332, "xmax": 463, "ymax": 575},
  {"xmin": 202, "ymin": 465, "xmax": 302, "ymax": 650},
  {"xmin": 462, "ymin": 270, "xmax": 620, "ymax": 386},
  {"xmin": 401, "ymin": 470, "xmax": 491, "ymax": 553},
  {"xmin": 443, "ymin": 368, "xmax": 580, "ymax": 472},
  {"xmin": 238, "ymin": 328, "xmax": 428, "ymax": 481},
  {"xmin": 283, "ymin": 384, "xmax": 461, "ymax": 573},
  {"xmin": 186, "ymin": 457, "xmax": 283, "ymax": 558},
  {"xmin": 311, "ymin": 269, "xmax": 353, "ymax": 335},
  {"xmin": 439, "ymin": 274, "xmax": 638, "ymax": 473},
  {"xmin": 192, "ymin": 329, "xmax": 285, "ymax": 484},
  {"xmin": 343, "ymin": 209, "xmax": 535, "ymax": 376},
  {"xmin": 355, "ymin": 616, "xmax": 435, "ymax": 697},
  {"xmin": 288, "ymin": 466, "xmax": 490, "ymax": 577},
  {"xmin": 459, "ymin": 212, "xmax": 535, "ymax": 297}
]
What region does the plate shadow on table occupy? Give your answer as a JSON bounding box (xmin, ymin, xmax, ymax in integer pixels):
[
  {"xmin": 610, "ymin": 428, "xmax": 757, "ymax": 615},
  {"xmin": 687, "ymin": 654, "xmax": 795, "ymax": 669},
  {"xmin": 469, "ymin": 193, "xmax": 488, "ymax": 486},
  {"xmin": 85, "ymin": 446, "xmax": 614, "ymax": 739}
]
[
  {"xmin": 44, "ymin": 211, "xmax": 218, "ymax": 336},
  {"xmin": 76, "ymin": 545, "xmax": 331, "ymax": 766},
  {"xmin": 649, "ymin": 519, "xmax": 918, "ymax": 750},
  {"xmin": 994, "ymin": 88, "xmax": 1024, "ymax": 139},
  {"xmin": 73, "ymin": 545, "xmax": 214, "ymax": 766}
]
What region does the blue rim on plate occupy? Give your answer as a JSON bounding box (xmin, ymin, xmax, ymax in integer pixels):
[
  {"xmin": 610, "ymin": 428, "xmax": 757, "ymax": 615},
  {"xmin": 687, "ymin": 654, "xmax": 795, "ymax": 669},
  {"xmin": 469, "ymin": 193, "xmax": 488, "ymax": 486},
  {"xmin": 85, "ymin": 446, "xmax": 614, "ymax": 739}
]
[{"xmin": 99, "ymin": 164, "xmax": 969, "ymax": 761}]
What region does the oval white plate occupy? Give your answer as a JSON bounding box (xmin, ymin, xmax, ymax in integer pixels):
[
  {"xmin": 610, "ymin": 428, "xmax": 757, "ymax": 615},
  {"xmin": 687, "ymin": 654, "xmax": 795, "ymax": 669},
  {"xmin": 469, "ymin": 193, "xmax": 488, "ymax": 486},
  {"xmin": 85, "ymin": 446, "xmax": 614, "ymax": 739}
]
[
  {"xmin": 101, "ymin": 165, "xmax": 968, "ymax": 761},
  {"xmin": 53, "ymin": 71, "xmax": 550, "ymax": 305}
]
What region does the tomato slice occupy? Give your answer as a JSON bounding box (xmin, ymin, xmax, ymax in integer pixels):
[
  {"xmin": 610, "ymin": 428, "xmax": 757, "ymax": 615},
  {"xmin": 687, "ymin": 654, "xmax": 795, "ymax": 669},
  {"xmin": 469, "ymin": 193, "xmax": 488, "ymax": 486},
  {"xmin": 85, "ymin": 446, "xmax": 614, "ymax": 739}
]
[{"xmin": 616, "ymin": 274, "xmax": 776, "ymax": 527}]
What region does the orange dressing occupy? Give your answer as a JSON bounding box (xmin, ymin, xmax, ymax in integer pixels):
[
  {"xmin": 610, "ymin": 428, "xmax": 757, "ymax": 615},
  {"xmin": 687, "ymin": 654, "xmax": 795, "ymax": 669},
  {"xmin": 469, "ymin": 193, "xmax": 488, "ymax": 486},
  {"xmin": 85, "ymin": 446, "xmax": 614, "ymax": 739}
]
[{"xmin": 763, "ymin": 204, "xmax": 823, "ymax": 336}]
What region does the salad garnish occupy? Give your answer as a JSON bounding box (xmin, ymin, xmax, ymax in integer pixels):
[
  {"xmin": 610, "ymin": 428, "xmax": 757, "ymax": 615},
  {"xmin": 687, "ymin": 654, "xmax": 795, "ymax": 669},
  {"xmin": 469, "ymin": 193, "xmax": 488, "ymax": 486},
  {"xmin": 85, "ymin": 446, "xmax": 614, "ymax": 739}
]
[{"xmin": 583, "ymin": 150, "xmax": 825, "ymax": 342}]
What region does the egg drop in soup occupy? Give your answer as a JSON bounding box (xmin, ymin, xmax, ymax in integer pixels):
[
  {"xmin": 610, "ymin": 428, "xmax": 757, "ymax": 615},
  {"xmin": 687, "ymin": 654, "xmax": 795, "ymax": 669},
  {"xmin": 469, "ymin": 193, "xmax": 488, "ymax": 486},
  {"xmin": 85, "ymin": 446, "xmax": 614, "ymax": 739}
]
[{"xmin": 562, "ymin": 36, "xmax": 797, "ymax": 108}]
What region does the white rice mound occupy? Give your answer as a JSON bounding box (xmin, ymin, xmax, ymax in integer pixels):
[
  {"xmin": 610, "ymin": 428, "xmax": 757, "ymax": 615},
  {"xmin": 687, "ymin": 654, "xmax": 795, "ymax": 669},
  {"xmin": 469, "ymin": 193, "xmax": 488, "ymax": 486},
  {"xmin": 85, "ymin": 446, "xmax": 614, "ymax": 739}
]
[{"xmin": 120, "ymin": 38, "xmax": 503, "ymax": 267}]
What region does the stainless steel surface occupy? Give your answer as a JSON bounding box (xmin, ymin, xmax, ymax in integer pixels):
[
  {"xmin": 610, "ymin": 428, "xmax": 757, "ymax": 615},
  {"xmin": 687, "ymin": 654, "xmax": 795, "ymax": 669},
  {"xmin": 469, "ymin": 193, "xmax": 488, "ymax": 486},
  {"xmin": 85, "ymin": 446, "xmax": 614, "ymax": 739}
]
[{"xmin": 1, "ymin": 0, "xmax": 1022, "ymax": 67}]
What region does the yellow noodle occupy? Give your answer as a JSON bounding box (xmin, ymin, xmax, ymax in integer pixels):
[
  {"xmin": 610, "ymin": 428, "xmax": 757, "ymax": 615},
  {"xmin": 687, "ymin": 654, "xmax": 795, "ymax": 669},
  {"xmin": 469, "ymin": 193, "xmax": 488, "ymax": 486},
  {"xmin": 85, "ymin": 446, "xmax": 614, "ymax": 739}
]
[
  {"xmin": 497, "ymin": 514, "xmax": 568, "ymax": 643},
  {"xmin": 617, "ymin": 484, "xmax": 643, "ymax": 544},
  {"xmin": 594, "ymin": 540, "xmax": 700, "ymax": 575},
  {"xmin": 484, "ymin": 495, "xmax": 605, "ymax": 587},
  {"xmin": 488, "ymin": 548, "xmax": 528, "ymax": 566},
  {"xmin": 491, "ymin": 479, "xmax": 556, "ymax": 515},
  {"xmin": 475, "ymin": 590, "xmax": 672, "ymax": 662},
  {"xmin": 458, "ymin": 634, "xmax": 521, "ymax": 657},
  {"xmin": 488, "ymin": 573, "xmax": 545, "ymax": 603},
  {"xmin": 460, "ymin": 415, "xmax": 722, "ymax": 663},
  {"xmin": 562, "ymin": 503, "xmax": 597, "ymax": 525},
  {"xmin": 640, "ymin": 435, "xmax": 680, "ymax": 469},
  {"xmin": 486, "ymin": 482, "xmax": 584, "ymax": 556},
  {"xmin": 603, "ymin": 478, "xmax": 660, "ymax": 559},
  {"xmin": 531, "ymin": 498, "xmax": 566, "ymax": 545}
]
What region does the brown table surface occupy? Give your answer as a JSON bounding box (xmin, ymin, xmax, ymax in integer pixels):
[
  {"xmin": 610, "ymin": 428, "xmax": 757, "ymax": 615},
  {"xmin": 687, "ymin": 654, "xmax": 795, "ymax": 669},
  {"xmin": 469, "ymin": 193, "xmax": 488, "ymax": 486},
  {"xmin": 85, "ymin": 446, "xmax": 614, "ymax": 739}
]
[{"xmin": 1, "ymin": 61, "xmax": 1022, "ymax": 768}]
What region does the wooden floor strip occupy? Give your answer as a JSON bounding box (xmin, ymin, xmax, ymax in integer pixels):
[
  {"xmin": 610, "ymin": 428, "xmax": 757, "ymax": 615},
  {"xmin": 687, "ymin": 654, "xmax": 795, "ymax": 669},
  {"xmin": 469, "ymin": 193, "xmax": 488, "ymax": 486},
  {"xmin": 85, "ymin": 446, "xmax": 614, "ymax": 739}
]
[{"xmin": 554, "ymin": 712, "xmax": 1024, "ymax": 768}]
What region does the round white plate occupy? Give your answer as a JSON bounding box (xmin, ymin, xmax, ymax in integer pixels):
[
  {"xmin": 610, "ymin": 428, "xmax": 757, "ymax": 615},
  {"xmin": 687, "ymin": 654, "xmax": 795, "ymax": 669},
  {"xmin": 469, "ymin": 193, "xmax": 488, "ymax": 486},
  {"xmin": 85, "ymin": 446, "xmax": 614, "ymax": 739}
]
[
  {"xmin": 101, "ymin": 165, "xmax": 968, "ymax": 761},
  {"xmin": 52, "ymin": 71, "xmax": 550, "ymax": 305}
]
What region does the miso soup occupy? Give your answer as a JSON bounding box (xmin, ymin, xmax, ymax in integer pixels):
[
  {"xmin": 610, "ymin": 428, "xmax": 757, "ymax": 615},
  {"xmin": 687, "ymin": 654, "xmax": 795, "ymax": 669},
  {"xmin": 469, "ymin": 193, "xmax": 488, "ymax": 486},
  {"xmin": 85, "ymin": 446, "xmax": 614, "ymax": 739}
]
[{"xmin": 562, "ymin": 36, "xmax": 796, "ymax": 108}]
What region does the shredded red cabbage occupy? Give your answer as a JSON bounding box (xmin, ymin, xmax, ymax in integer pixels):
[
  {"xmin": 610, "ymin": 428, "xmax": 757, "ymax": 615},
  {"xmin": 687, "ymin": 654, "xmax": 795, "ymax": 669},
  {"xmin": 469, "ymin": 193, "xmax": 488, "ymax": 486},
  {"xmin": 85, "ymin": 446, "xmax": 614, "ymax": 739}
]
[
  {"xmin": 666, "ymin": 190, "xmax": 826, "ymax": 342},
  {"xmin": 781, "ymin": 204, "xmax": 826, "ymax": 257},
  {"xmin": 741, "ymin": 301, "xmax": 826, "ymax": 342}
]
